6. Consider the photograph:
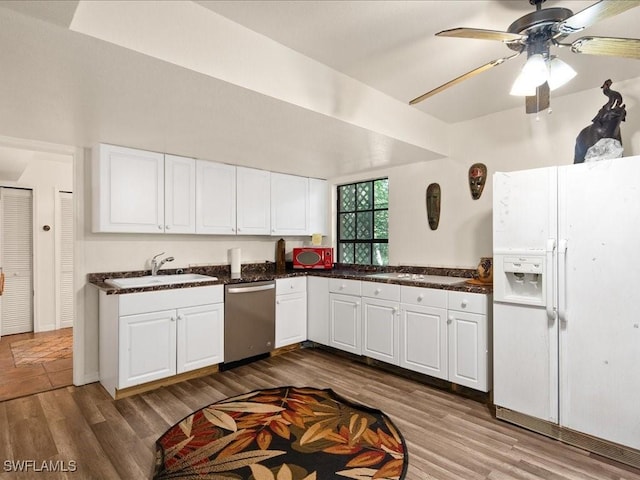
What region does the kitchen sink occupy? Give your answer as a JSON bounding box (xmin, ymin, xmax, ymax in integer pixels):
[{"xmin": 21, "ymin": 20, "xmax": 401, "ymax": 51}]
[
  {"xmin": 365, "ymin": 272, "xmax": 465, "ymax": 285},
  {"xmin": 105, "ymin": 273, "xmax": 218, "ymax": 289}
]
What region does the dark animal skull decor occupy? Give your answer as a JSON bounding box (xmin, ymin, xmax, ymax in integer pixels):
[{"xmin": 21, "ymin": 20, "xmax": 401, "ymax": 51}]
[{"xmin": 574, "ymin": 79, "xmax": 626, "ymax": 163}]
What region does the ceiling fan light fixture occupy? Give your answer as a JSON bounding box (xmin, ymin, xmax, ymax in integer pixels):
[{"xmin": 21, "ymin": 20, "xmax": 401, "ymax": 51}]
[
  {"xmin": 521, "ymin": 53, "xmax": 549, "ymax": 86},
  {"xmin": 510, "ymin": 54, "xmax": 548, "ymax": 96},
  {"xmin": 510, "ymin": 73, "xmax": 537, "ymax": 96},
  {"xmin": 547, "ymin": 56, "xmax": 577, "ymax": 91}
]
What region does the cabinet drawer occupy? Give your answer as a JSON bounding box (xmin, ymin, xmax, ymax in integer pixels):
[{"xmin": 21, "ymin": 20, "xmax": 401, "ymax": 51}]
[
  {"xmin": 361, "ymin": 281, "xmax": 400, "ymax": 302},
  {"xmin": 329, "ymin": 278, "xmax": 361, "ymax": 296},
  {"xmin": 447, "ymin": 291, "xmax": 487, "ymax": 314},
  {"xmin": 276, "ymin": 276, "xmax": 307, "ymax": 295},
  {"xmin": 119, "ymin": 285, "xmax": 223, "ymax": 316},
  {"xmin": 401, "ymin": 286, "xmax": 447, "ymax": 308}
]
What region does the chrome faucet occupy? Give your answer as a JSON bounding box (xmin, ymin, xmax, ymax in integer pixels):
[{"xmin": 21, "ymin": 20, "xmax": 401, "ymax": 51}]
[{"xmin": 151, "ymin": 252, "xmax": 174, "ymax": 276}]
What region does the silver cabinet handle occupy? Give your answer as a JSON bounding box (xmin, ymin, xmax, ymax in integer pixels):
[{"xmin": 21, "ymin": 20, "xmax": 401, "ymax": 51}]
[{"xmin": 227, "ymin": 284, "xmax": 275, "ymax": 294}]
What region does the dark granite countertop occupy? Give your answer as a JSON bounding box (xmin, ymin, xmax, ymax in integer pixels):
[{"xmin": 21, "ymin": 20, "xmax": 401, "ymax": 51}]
[{"xmin": 87, "ymin": 262, "xmax": 492, "ymax": 295}]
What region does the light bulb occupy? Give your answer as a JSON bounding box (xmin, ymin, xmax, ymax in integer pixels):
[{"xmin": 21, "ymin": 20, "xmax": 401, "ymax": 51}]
[
  {"xmin": 510, "ymin": 54, "xmax": 548, "ymax": 96},
  {"xmin": 522, "ymin": 54, "xmax": 548, "ymax": 87},
  {"xmin": 547, "ymin": 56, "xmax": 577, "ymax": 91}
]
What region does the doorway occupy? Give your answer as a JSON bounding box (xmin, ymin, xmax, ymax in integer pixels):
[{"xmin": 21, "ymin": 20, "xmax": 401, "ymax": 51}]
[
  {"xmin": 0, "ymin": 187, "xmax": 33, "ymax": 336},
  {"xmin": 0, "ymin": 141, "xmax": 74, "ymax": 400}
]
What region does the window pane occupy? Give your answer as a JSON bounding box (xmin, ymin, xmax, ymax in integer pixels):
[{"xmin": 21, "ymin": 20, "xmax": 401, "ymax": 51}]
[
  {"xmin": 339, "ymin": 184, "xmax": 356, "ymax": 212},
  {"xmin": 372, "ymin": 243, "xmax": 388, "ymax": 266},
  {"xmin": 339, "ymin": 243, "xmax": 354, "ymax": 264},
  {"xmin": 355, "ymin": 243, "xmax": 371, "ymax": 265},
  {"xmin": 356, "ymin": 211, "xmax": 372, "ymax": 239},
  {"xmin": 340, "ymin": 213, "xmax": 356, "ymax": 240},
  {"xmin": 337, "ymin": 178, "xmax": 387, "ymax": 267},
  {"xmin": 356, "ymin": 182, "xmax": 372, "ymax": 210},
  {"xmin": 374, "ymin": 179, "xmax": 389, "ymax": 209},
  {"xmin": 374, "ymin": 210, "xmax": 388, "ymax": 239}
]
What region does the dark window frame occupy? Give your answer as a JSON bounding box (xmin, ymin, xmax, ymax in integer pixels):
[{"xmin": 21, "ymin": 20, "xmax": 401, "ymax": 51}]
[{"xmin": 337, "ymin": 178, "xmax": 389, "ymax": 266}]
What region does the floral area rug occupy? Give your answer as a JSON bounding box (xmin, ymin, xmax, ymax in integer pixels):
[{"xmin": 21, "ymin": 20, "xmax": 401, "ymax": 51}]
[{"xmin": 153, "ymin": 386, "xmax": 408, "ymax": 480}]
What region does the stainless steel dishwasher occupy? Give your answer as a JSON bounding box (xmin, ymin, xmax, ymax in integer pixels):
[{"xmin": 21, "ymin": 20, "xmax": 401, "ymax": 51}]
[{"xmin": 224, "ymin": 280, "xmax": 276, "ymax": 366}]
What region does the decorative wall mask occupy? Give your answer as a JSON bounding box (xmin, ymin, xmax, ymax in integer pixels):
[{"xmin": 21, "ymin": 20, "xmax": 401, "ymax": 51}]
[
  {"xmin": 468, "ymin": 163, "xmax": 487, "ymax": 200},
  {"xmin": 426, "ymin": 183, "xmax": 441, "ymax": 230}
]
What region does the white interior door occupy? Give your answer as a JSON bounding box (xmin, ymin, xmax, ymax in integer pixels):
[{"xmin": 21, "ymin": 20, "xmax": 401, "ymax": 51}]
[
  {"xmin": 559, "ymin": 156, "xmax": 640, "ymax": 450},
  {"xmin": 0, "ymin": 187, "xmax": 33, "ymax": 336},
  {"xmin": 56, "ymin": 191, "xmax": 73, "ymax": 329}
]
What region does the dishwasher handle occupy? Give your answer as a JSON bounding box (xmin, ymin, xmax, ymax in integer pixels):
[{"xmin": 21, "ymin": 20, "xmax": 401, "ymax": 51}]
[{"xmin": 227, "ymin": 283, "xmax": 275, "ymax": 294}]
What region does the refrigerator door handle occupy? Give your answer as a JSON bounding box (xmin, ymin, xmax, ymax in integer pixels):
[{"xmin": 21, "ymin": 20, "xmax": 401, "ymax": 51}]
[
  {"xmin": 545, "ymin": 239, "xmax": 556, "ymax": 321},
  {"xmin": 557, "ymin": 238, "xmax": 568, "ymax": 323}
]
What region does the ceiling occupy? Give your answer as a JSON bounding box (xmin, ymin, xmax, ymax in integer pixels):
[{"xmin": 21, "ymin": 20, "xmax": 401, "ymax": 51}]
[{"xmin": 0, "ymin": 1, "xmax": 638, "ymax": 178}]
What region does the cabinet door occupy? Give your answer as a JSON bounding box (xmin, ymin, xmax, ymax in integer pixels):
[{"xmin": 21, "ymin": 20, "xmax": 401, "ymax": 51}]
[
  {"xmin": 400, "ymin": 303, "xmax": 447, "ymax": 379},
  {"xmin": 177, "ymin": 303, "xmax": 224, "ymax": 374},
  {"xmin": 362, "ymin": 298, "xmax": 399, "ymax": 365},
  {"xmin": 164, "ymin": 154, "xmax": 196, "ymax": 234},
  {"xmin": 448, "ymin": 310, "xmax": 488, "ymax": 391},
  {"xmin": 276, "ymin": 292, "xmax": 307, "ymax": 348},
  {"xmin": 329, "ymin": 293, "xmax": 361, "ymax": 355},
  {"xmin": 271, "ymin": 173, "xmax": 309, "ymax": 236},
  {"xmin": 236, "ymin": 167, "xmax": 271, "ymax": 235},
  {"xmin": 196, "ymin": 160, "xmax": 236, "ymax": 234},
  {"xmin": 93, "ymin": 144, "xmax": 164, "ymax": 233},
  {"xmin": 119, "ymin": 310, "xmax": 176, "ymax": 388},
  {"xmin": 308, "ymin": 178, "xmax": 328, "ymax": 236},
  {"xmin": 307, "ymin": 276, "xmax": 329, "ymax": 345}
]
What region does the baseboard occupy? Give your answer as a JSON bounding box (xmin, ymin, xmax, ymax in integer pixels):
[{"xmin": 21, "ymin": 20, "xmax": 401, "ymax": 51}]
[
  {"xmin": 81, "ymin": 372, "xmax": 100, "ymax": 385},
  {"xmin": 496, "ymin": 406, "xmax": 640, "ymax": 469}
]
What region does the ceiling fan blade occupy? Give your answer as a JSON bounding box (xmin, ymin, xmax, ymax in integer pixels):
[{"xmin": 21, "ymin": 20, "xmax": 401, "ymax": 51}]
[
  {"xmin": 436, "ymin": 27, "xmax": 525, "ymax": 43},
  {"xmin": 526, "ymin": 82, "xmax": 550, "ymax": 114},
  {"xmin": 409, "ymin": 53, "xmax": 520, "ymax": 105},
  {"xmin": 558, "ymin": 0, "xmax": 640, "ymax": 35},
  {"xmin": 571, "ymin": 36, "xmax": 640, "ymax": 59}
]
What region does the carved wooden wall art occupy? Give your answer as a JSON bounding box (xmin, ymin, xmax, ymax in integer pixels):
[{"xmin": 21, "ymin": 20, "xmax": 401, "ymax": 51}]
[{"xmin": 426, "ymin": 183, "xmax": 441, "ymax": 230}]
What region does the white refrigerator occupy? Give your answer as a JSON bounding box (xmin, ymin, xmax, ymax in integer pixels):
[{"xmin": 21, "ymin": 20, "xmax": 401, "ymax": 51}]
[{"xmin": 493, "ymin": 155, "xmax": 640, "ymax": 458}]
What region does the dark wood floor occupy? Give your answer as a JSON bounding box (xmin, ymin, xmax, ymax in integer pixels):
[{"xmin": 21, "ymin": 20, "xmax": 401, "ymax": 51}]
[
  {"xmin": 1, "ymin": 347, "xmax": 639, "ymax": 479},
  {"xmin": 0, "ymin": 329, "xmax": 73, "ymax": 402}
]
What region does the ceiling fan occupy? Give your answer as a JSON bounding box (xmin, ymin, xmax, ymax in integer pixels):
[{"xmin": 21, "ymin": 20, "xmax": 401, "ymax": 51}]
[{"xmin": 409, "ymin": 0, "xmax": 640, "ymax": 113}]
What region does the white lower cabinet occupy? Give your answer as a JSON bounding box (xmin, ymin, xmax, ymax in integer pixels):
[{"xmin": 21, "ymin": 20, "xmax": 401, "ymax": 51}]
[
  {"xmin": 361, "ymin": 281, "xmax": 401, "ymax": 365},
  {"xmin": 317, "ymin": 280, "xmax": 491, "ymax": 392},
  {"xmin": 307, "ymin": 276, "xmax": 329, "ymax": 345},
  {"xmin": 119, "ymin": 309, "xmax": 177, "ymax": 389},
  {"xmin": 99, "ymin": 285, "xmax": 224, "ymax": 398},
  {"xmin": 177, "ymin": 303, "xmax": 224, "ymax": 374},
  {"xmin": 447, "ymin": 291, "xmax": 490, "ymax": 391},
  {"xmin": 275, "ymin": 277, "xmax": 307, "ymax": 348},
  {"xmin": 400, "ymin": 303, "xmax": 448, "ymax": 379},
  {"xmin": 329, "ymin": 293, "xmax": 362, "ymax": 355},
  {"xmin": 329, "ymin": 279, "xmax": 362, "ymax": 355}
]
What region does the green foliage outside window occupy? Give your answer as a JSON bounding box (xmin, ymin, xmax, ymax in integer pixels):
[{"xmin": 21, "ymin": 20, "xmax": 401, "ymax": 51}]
[{"xmin": 337, "ymin": 178, "xmax": 388, "ymax": 265}]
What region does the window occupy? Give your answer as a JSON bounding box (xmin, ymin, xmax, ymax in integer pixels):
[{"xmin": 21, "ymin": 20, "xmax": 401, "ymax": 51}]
[{"xmin": 337, "ymin": 178, "xmax": 388, "ymax": 266}]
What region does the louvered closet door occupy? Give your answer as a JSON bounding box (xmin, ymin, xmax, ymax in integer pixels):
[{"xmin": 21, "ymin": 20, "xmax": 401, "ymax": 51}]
[
  {"xmin": 57, "ymin": 191, "xmax": 73, "ymax": 328},
  {"xmin": 0, "ymin": 188, "xmax": 33, "ymax": 335}
]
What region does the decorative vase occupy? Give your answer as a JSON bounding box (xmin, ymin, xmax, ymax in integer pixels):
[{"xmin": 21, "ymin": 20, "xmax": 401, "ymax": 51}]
[{"xmin": 476, "ymin": 256, "xmax": 493, "ymax": 284}]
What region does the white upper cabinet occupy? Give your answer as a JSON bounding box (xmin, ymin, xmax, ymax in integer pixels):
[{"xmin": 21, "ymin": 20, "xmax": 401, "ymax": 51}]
[
  {"xmin": 94, "ymin": 143, "xmax": 325, "ymax": 237},
  {"xmin": 271, "ymin": 172, "xmax": 309, "ymax": 236},
  {"xmin": 164, "ymin": 154, "xmax": 196, "ymax": 234},
  {"xmin": 308, "ymin": 178, "xmax": 328, "ymax": 236},
  {"xmin": 93, "ymin": 144, "xmax": 165, "ymax": 233},
  {"xmin": 196, "ymin": 160, "xmax": 236, "ymax": 234},
  {"xmin": 236, "ymin": 167, "xmax": 271, "ymax": 235}
]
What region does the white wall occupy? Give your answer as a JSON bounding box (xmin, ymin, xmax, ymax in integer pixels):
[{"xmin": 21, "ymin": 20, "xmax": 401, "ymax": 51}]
[
  {"xmin": 0, "ymin": 151, "xmax": 73, "ymax": 332},
  {"xmin": 76, "ymin": 77, "xmax": 640, "ymax": 383},
  {"xmin": 331, "ymin": 78, "xmax": 640, "ymax": 269}
]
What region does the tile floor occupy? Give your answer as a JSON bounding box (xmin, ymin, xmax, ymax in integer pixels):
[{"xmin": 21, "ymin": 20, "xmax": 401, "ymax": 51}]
[{"xmin": 0, "ymin": 328, "xmax": 73, "ymax": 402}]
